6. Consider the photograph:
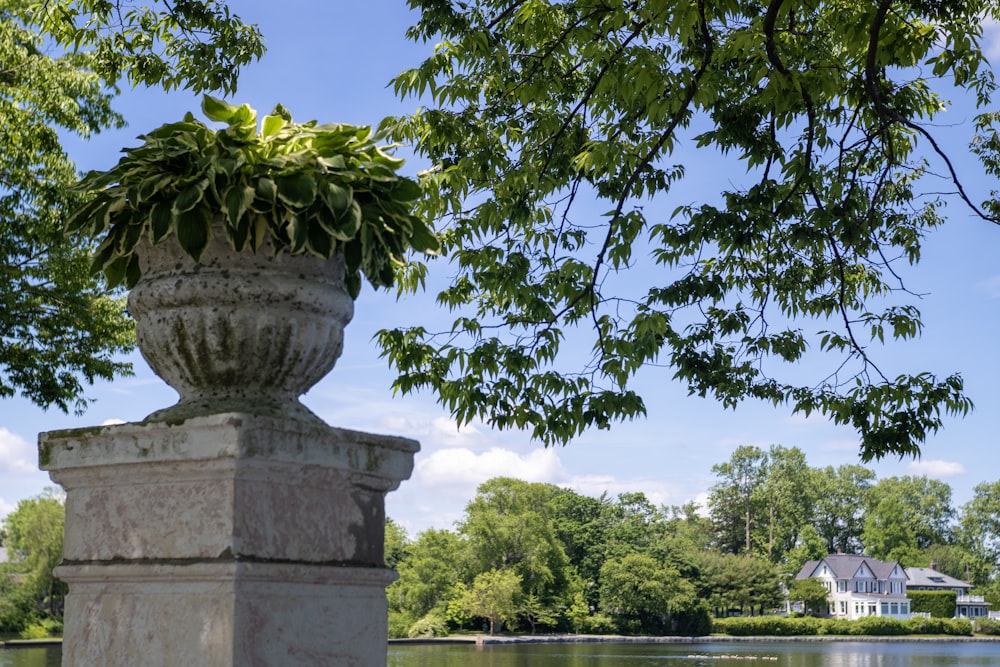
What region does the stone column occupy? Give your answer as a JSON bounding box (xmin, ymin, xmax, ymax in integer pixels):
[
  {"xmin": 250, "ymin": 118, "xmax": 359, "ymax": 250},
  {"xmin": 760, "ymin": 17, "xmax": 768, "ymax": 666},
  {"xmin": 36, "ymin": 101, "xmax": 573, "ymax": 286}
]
[{"xmin": 40, "ymin": 412, "xmax": 417, "ymax": 666}]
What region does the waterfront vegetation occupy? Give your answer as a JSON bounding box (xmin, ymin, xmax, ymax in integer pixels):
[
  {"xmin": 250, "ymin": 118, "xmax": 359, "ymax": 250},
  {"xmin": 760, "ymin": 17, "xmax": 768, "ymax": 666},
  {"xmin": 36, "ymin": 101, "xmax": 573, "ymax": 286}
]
[
  {"xmin": 4, "ymin": 446, "xmax": 1000, "ymax": 641},
  {"xmin": 386, "ymin": 445, "xmax": 1000, "ymax": 639}
]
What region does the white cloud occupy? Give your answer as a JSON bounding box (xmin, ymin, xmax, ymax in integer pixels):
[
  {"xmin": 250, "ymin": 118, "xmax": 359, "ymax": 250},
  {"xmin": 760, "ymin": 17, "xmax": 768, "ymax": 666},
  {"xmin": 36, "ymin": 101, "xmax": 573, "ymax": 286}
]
[
  {"xmin": 0, "ymin": 496, "xmax": 15, "ymax": 520},
  {"xmin": 101, "ymin": 418, "xmax": 127, "ymax": 426},
  {"xmin": 907, "ymin": 459, "xmax": 966, "ymax": 478},
  {"xmin": 0, "ymin": 428, "xmax": 38, "ymax": 474},
  {"xmin": 414, "ymin": 446, "xmax": 568, "ymax": 497}
]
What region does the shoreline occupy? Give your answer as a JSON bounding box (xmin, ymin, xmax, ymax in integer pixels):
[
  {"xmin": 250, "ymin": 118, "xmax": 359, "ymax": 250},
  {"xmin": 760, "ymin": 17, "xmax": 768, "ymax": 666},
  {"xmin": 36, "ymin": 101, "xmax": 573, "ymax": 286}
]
[{"xmin": 391, "ymin": 634, "xmax": 1000, "ymax": 646}]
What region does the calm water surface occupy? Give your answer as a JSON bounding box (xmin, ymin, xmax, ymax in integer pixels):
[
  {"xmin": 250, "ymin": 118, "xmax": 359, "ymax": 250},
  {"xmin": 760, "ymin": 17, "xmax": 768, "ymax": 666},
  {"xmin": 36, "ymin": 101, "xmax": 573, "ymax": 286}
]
[
  {"xmin": 2, "ymin": 641, "xmax": 998, "ymax": 666},
  {"xmin": 0, "ymin": 647, "xmax": 59, "ymax": 667},
  {"xmin": 387, "ymin": 642, "xmax": 1000, "ymax": 667}
]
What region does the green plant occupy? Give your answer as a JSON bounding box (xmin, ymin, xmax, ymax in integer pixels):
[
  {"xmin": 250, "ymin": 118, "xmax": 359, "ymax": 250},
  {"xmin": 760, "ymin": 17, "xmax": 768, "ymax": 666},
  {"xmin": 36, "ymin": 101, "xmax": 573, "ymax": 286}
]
[
  {"xmin": 407, "ymin": 614, "xmax": 450, "ymax": 639},
  {"xmin": 908, "ymin": 590, "xmax": 958, "ymax": 618},
  {"xmin": 66, "ymin": 96, "xmax": 439, "ymax": 298},
  {"xmin": 975, "ymin": 618, "xmax": 1000, "ymax": 636},
  {"xmin": 19, "ymin": 623, "xmax": 50, "ymax": 640}
]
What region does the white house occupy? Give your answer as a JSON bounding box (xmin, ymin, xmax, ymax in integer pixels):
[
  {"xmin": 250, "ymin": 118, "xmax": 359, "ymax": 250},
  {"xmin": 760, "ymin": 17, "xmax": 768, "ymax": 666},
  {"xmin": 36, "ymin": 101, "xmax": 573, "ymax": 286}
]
[
  {"xmin": 905, "ymin": 564, "xmax": 992, "ymax": 620},
  {"xmin": 794, "ymin": 553, "xmax": 911, "ymax": 620}
]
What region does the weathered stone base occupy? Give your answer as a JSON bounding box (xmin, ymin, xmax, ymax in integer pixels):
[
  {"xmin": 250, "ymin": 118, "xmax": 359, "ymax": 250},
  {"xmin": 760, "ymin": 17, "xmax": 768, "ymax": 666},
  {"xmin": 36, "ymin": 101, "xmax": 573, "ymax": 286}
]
[
  {"xmin": 40, "ymin": 413, "xmax": 418, "ymax": 667},
  {"xmin": 58, "ymin": 561, "xmax": 394, "ymax": 666}
]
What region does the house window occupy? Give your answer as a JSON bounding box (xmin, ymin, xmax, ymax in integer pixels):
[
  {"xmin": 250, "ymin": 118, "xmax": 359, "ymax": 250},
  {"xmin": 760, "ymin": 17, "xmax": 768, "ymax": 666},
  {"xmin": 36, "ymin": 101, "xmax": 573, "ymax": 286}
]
[
  {"xmin": 838, "ymin": 580, "xmax": 847, "ymax": 593},
  {"xmin": 881, "ymin": 603, "xmax": 889, "ymax": 616},
  {"xmin": 868, "ymin": 603, "xmax": 876, "ymax": 616},
  {"xmin": 891, "ymin": 603, "xmax": 898, "ymax": 615},
  {"xmin": 901, "ymin": 603, "xmax": 909, "ymax": 614},
  {"xmin": 839, "ymin": 601, "xmax": 846, "ymax": 615}
]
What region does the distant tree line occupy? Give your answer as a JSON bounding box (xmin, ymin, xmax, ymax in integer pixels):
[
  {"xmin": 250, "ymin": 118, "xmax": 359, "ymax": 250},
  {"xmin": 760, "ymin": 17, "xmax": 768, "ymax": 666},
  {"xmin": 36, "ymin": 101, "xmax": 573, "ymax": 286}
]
[
  {"xmin": 386, "ymin": 445, "xmax": 1000, "ymax": 638},
  {"xmin": 0, "ymin": 490, "xmax": 65, "ymax": 637}
]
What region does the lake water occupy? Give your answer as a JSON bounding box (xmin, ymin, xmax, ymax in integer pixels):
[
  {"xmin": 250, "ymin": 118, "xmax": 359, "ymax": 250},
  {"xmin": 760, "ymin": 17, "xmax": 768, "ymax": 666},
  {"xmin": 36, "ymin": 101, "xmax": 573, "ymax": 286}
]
[
  {"xmin": 387, "ymin": 641, "xmax": 1000, "ymax": 667},
  {"xmin": 2, "ymin": 641, "xmax": 999, "ymax": 666}
]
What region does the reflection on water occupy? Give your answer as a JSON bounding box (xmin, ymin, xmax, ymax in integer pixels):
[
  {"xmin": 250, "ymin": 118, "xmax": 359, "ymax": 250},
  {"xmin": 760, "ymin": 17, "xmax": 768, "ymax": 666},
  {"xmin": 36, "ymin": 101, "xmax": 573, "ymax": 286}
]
[
  {"xmin": 3, "ymin": 640, "xmax": 998, "ymax": 666},
  {"xmin": 0, "ymin": 647, "xmax": 60, "ymax": 667},
  {"xmin": 388, "ymin": 641, "xmax": 1000, "ymax": 667}
]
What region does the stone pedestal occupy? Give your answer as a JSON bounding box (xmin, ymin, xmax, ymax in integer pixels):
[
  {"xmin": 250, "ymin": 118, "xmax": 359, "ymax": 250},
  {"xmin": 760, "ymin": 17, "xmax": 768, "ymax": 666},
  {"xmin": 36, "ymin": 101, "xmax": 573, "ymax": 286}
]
[{"xmin": 40, "ymin": 413, "xmax": 418, "ymax": 666}]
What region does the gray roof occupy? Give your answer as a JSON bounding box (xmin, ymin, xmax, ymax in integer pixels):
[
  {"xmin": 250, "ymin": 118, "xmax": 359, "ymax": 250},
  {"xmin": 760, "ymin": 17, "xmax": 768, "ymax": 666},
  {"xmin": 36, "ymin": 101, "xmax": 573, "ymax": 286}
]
[
  {"xmin": 795, "ymin": 553, "xmax": 905, "ymax": 581},
  {"xmin": 905, "ymin": 567, "xmax": 971, "ymax": 589}
]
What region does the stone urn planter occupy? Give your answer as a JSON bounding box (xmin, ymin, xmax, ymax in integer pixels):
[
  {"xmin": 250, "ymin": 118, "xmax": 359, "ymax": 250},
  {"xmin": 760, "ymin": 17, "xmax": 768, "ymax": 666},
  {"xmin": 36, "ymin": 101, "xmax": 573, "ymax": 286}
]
[
  {"xmin": 128, "ymin": 227, "xmax": 354, "ymax": 422},
  {"xmin": 42, "ymin": 96, "xmax": 436, "ymax": 667}
]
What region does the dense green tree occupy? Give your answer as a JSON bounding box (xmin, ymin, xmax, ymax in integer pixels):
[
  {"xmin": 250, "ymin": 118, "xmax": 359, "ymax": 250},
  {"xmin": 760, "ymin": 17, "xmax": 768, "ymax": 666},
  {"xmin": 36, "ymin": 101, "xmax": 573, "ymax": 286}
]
[
  {"xmin": 381, "ymin": 0, "xmax": 990, "ymax": 460},
  {"xmin": 0, "ymin": 1, "xmax": 263, "ymax": 411},
  {"xmin": 758, "ymin": 446, "xmax": 814, "ymax": 562},
  {"xmin": 547, "ymin": 488, "xmax": 608, "ymax": 606},
  {"xmin": 459, "ymin": 478, "xmax": 571, "ymax": 605},
  {"xmin": 783, "ymin": 525, "xmax": 829, "ymax": 579},
  {"xmin": 384, "ymin": 518, "xmax": 408, "ymax": 570},
  {"xmin": 863, "ymin": 476, "xmax": 954, "ymax": 563},
  {"xmin": 460, "ymin": 569, "xmax": 523, "ymax": 635},
  {"xmin": 598, "ymin": 552, "xmax": 697, "ymax": 635},
  {"xmin": 787, "ymin": 577, "xmax": 831, "ymax": 617},
  {"xmin": 694, "ymin": 552, "xmax": 783, "ymax": 616},
  {"xmin": 958, "ymin": 480, "xmax": 1000, "ymax": 585},
  {"xmin": 709, "ymin": 445, "xmax": 767, "ymax": 555},
  {"xmin": 600, "ymin": 491, "xmax": 668, "ymax": 560},
  {"xmin": 388, "ymin": 528, "xmax": 469, "ymax": 634},
  {"xmin": 2, "ymin": 491, "xmax": 65, "ymax": 620},
  {"xmin": 812, "ymin": 465, "xmax": 875, "ymax": 553}
]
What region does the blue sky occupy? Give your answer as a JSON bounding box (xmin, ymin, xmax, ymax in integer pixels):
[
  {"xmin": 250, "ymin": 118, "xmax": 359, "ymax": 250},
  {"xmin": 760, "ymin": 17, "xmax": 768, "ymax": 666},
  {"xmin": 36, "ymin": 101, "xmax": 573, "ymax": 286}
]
[{"xmin": 2, "ymin": 2, "xmax": 1000, "ymax": 538}]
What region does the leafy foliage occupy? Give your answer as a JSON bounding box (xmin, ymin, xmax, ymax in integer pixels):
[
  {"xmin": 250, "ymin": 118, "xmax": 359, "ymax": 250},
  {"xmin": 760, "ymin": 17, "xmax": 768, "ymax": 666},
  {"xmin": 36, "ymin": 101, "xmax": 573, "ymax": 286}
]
[
  {"xmin": 908, "ymin": 590, "xmax": 957, "ymax": 619},
  {"xmin": 19, "ymin": 0, "xmax": 264, "ymax": 95},
  {"xmin": 1, "ymin": 491, "xmax": 66, "ymax": 628},
  {"xmin": 378, "ymin": 0, "xmax": 996, "ymax": 458},
  {"xmin": 67, "ymin": 96, "xmax": 439, "ymax": 299},
  {"xmin": 787, "ymin": 577, "xmax": 831, "ymax": 616},
  {"xmin": 459, "ymin": 569, "xmax": 523, "ymax": 635},
  {"xmin": 1, "ymin": 1, "xmax": 262, "ymax": 412},
  {"xmin": 0, "ymin": 4, "xmax": 133, "ymax": 412}
]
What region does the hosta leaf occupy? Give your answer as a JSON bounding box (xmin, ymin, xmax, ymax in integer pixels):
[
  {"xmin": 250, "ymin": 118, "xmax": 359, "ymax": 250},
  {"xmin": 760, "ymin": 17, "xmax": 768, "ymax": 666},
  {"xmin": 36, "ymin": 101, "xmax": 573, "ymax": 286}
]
[
  {"xmin": 150, "ymin": 200, "xmax": 173, "ymax": 243},
  {"xmin": 224, "ymin": 184, "xmax": 255, "ymax": 227},
  {"xmin": 276, "ymin": 173, "xmax": 317, "ymax": 208},
  {"xmin": 172, "ymin": 178, "xmax": 209, "ymax": 214},
  {"xmin": 262, "ymin": 114, "xmax": 286, "ymax": 138},
  {"xmin": 202, "ymin": 95, "xmax": 239, "ymax": 124},
  {"xmin": 321, "ymin": 181, "xmax": 352, "ymax": 216},
  {"xmin": 174, "ymin": 204, "xmax": 213, "ymax": 262}
]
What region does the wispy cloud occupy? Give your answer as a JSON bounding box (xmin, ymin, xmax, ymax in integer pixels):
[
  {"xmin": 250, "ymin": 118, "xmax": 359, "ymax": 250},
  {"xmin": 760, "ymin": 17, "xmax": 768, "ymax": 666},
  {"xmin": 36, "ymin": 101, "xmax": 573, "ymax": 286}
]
[
  {"xmin": 414, "ymin": 446, "xmax": 568, "ymax": 498},
  {"xmin": 907, "ymin": 459, "xmax": 966, "ymax": 478},
  {"xmin": 0, "ymin": 428, "xmax": 38, "ymax": 474},
  {"xmin": 0, "ymin": 496, "xmax": 15, "ymax": 520}
]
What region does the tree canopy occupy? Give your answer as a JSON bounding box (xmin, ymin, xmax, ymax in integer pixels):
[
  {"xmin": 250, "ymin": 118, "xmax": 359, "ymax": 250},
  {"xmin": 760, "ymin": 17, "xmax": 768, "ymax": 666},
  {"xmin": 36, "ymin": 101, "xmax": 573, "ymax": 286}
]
[
  {"xmin": 380, "ymin": 0, "xmax": 999, "ymax": 460},
  {"xmin": 0, "ymin": 1, "xmax": 263, "ymax": 412}
]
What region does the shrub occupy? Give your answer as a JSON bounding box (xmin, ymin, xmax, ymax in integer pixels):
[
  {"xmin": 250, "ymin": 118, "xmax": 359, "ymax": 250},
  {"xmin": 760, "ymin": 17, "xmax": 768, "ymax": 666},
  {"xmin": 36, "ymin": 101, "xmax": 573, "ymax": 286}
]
[
  {"xmin": 19, "ymin": 623, "xmax": 50, "ymax": 640},
  {"xmin": 909, "ymin": 591, "xmax": 957, "ymax": 618},
  {"xmin": 944, "ymin": 618, "xmax": 972, "ymax": 636},
  {"xmin": 674, "ymin": 604, "xmax": 712, "ymax": 636},
  {"xmin": 819, "ymin": 618, "xmax": 853, "ymax": 636},
  {"xmin": 905, "ymin": 615, "xmax": 948, "ymax": 635},
  {"xmin": 406, "ymin": 614, "xmax": 448, "ymax": 639},
  {"xmin": 407, "ymin": 614, "xmax": 450, "ymax": 639},
  {"xmin": 851, "ymin": 616, "xmax": 907, "ymax": 636},
  {"xmin": 975, "ymin": 618, "xmax": 1000, "ymax": 636},
  {"xmin": 580, "ymin": 613, "xmax": 617, "ymax": 635}
]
